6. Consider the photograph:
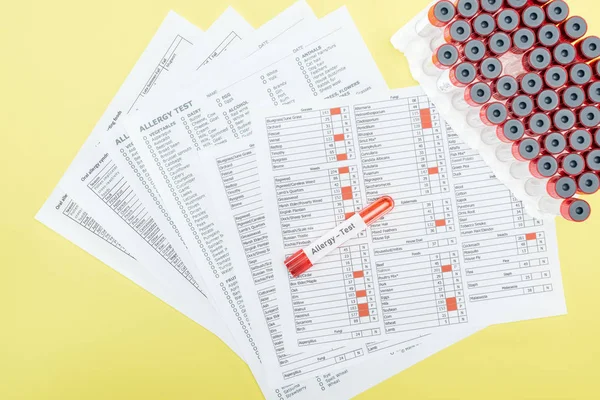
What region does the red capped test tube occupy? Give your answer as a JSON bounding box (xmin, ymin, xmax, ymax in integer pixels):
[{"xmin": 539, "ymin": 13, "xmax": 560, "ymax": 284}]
[
  {"xmin": 521, "ymin": 5, "xmax": 546, "ymax": 30},
  {"xmin": 544, "ymin": 0, "xmax": 570, "ymax": 25},
  {"xmin": 424, "ymin": 43, "xmax": 460, "ymax": 76},
  {"xmin": 558, "ymin": 16, "xmax": 588, "ymax": 43},
  {"xmin": 577, "ymin": 172, "xmax": 600, "ymax": 195},
  {"xmin": 539, "ymin": 197, "xmax": 591, "ymax": 222},
  {"xmin": 416, "ymin": 1, "xmax": 457, "ymax": 37}
]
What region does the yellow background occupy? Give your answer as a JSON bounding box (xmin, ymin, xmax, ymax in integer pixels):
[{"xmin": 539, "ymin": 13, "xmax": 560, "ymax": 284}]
[{"xmin": 1, "ymin": 0, "xmax": 600, "ymax": 398}]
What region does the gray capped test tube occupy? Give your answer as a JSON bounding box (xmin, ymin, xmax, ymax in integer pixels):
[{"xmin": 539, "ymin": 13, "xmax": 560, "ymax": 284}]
[
  {"xmin": 568, "ymin": 63, "xmax": 592, "ymax": 86},
  {"xmin": 497, "ymin": 9, "xmax": 521, "ymax": 33},
  {"xmin": 584, "ymin": 149, "xmax": 600, "ymax": 172},
  {"xmin": 530, "ymin": 155, "xmax": 559, "ymax": 179},
  {"xmin": 462, "ymin": 39, "xmax": 487, "ymax": 63},
  {"xmin": 576, "ymin": 36, "xmax": 600, "ymax": 62},
  {"xmin": 481, "ymin": 0, "xmax": 503, "ymax": 13},
  {"xmin": 467, "ymin": 102, "xmax": 508, "ymax": 128},
  {"xmin": 496, "ymin": 119, "xmax": 526, "ymax": 143},
  {"xmin": 541, "ymin": 132, "xmax": 567, "ymax": 154},
  {"xmin": 508, "ymin": 94, "xmax": 535, "ymax": 119},
  {"xmin": 457, "ymin": 81, "xmax": 492, "ymax": 109},
  {"xmin": 553, "ymin": 42, "xmax": 577, "ymax": 66},
  {"xmin": 523, "ymin": 47, "xmax": 552, "ymax": 72},
  {"xmin": 416, "ymin": 1, "xmax": 457, "ymax": 37},
  {"xmin": 560, "ymin": 86, "xmax": 586, "ymax": 109},
  {"xmin": 543, "ymin": 176, "xmax": 578, "ymax": 199},
  {"xmin": 538, "ymin": 24, "xmax": 561, "ymax": 47},
  {"xmin": 512, "ymin": 137, "xmax": 541, "ymax": 162},
  {"xmin": 543, "ymin": 66, "xmax": 568, "ymax": 90},
  {"xmin": 511, "ymin": 28, "xmax": 536, "ymax": 54},
  {"xmin": 567, "ymin": 129, "xmax": 593, "ymax": 152},
  {"xmin": 522, "ymin": 6, "xmax": 546, "ymax": 29},
  {"xmin": 552, "ymin": 108, "xmax": 576, "ymax": 131},
  {"xmin": 437, "ymin": 62, "xmax": 478, "ymax": 93},
  {"xmin": 585, "ymin": 81, "xmax": 600, "ymax": 104},
  {"xmin": 558, "ymin": 153, "xmax": 586, "ymax": 176},
  {"xmin": 544, "ymin": 0, "xmax": 570, "ymax": 24},
  {"xmin": 479, "ymin": 57, "xmax": 503, "ymax": 82},
  {"xmin": 492, "ymin": 76, "xmax": 519, "ymax": 100},
  {"xmin": 577, "ymin": 106, "xmax": 600, "ymax": 130},
  {"xmin": 473, "ymin": 13, "xmax": 496, "ymax": 37},
  {"xmin": 431, "ymin": 19, "xmax": 473, "ymax": 50},
  {"xmin": 577, "ymin": 172, "xmax": 600, "ymax": 195},
  {"xmin": 539, "ymin": 197, "xmax": 591, "ymax": 222},
  {"xmin": 487, "ymin": 32, "xmax": 512, "ymax": 56},
  {"xmin": 424, "ymin": 44, "xmax": 460, "ymax": 76},
  {"xmin": 456, "ymin": 0, "xmax": 480, "ymax": 19},
  {"xmin": 559, "ymin": 16, "xmax": 588, "ymax": 42},
  {"xmin": 536, "ymin": 90, "xmax": 560, "ymax": 113},
  {"xmin": 519, "ymin": 72, "xmax": 544, "ymax": 96},
  {"xmin": 506, "ymin": 0, "xmax": 528, "ymax": 9},
  {"xmin": 527, "ymin": 112, "xmax": 552, "ymax": 136}
]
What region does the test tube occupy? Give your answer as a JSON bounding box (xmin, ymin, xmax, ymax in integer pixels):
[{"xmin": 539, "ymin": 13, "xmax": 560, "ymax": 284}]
[
  {"xmin": 538, "ymin": 24, "xmax": 561, "ymax": 48},
  {"xmin": 424, "ymin": 44, "xmax": 460, "ymax": 76},
  {"xmin": 530, "ymin": 155, "xmax": 559, "ymax": 179},
  {"xmin": 577, "ymin": 172, "xmax": 600, "ymax": 195},
  {"xmin": 538, "ymin": 197, "xmax": 591, "ymax": 222},
  {"xmin": 544, "ymin": 0, "xmax": 570, "ymax": 25},
  {"xmin": 543, "ymin": 66, "xmax": 568, "ymax": 90},
  {"xmin": 472, "ymin": 13, "xmax": 496, "ymax": 37},
  {"xmin": 519, "ymin": 72, "xmax": 544, "ymax": 96},
  {"xmin": 526, "ymin": 112, "xmax": 552, "ymax": 136},
  {"xmin": 456, "ymin": 0, "xmax": 480, "ymax": 19},
  {"xmin": 416, "ymin": 1, "xmax": 457, "ymax": 37},
  {"xmin": 585, "ymin": 81, "xmax": 600, "ymax": 104},
  {"xmin": 496, "ymin": 119, "xmax": 526, "ymax": 143},
  {"xmin": 552, "ymin": 108, "xmax": 576, "ymax": 131},
  {"xmin": 553, "ymin": 42, "xmax": 577, "ymax": 66},
  {"xmin": 566, "ymin": 128, "xmax": 593, "ymax": 152},
  {"xmin": 568, "ymin": 63, "xmax": 592, "ymax": 86},
  {"xmin": 508, "ymin": 94, "xmax": 535, "ymax": 118},
  {"xmin": 558, "ymin": 153, "xmax": 586, "ymax": 176},
  {"xmin": 497, "ymin": 9, "xmax": 521, "ymax": 33},
  {"xmin": 506, "ymin": 0, "xmax": 528, "ymax": 10},
  {"xmin": 523, "ymin": 47, "xmax": 552, "ymax": 71},
  {"xmin": 525, "ymin": 176, "xmax": 575, "ymax": 199},
  {"xmin": 481, "ymin": 0, "xmax": 503, "ymax": 13},
  {"xmin": 575, "ymin": 36, "xmax": 600, "ymax": 62},
  {"xmin": 462, "ymin": 39, "xmax": 487, "ymax": 63},
  {"xmin": 437, "ymin": 61, "xmax": 478, "ymax": 92},
  {"xmin": 511, "ymin": 28, "xmax": 536, "ymax": 54},
  {"xmin": 576, "ymin": 106, "xmax": 600, "ymax": 129},
  {"xmin": 478, "ymin": 57, "xmax": 503, "ymax": 82},
  {"xmin": 536, "ymin": 89, "xmax": 560, "ymax": 113},
  {"xmin": 492, "ymin": 75, "xmax": 519, "ymax": 100},
  {"xmin": 558, "ymin": 16, "xmax": 588, "ymax": 43},
  {"xmin": 559, "ymin": 86, "xmax": 586, "ymax": 109},
  {"xmin": 595, "ymin": 128, "xmax": 600, "ymax": 147},
  {"xmin": 431, "ymin": 19, "xmax": 473, "ymax": 50},
  {"xmin": 467, "ymin": 102, "xmax": 508, "ymax": 128},
  {"xmin": 584, "ymin": 149, "xmax": 600, "ymax": 172},
  {"xmin": 457, "ymin": 81, "xmax": 492, "ymax": 109},
  {"xmin": 487, "ymin": 32, "xmax": 512, "ymax": 56},
  {"xmin": 521, "ymin": 5, "xmax": 546, "ymax": 29},
  {"xmin": 540, "ymin": 132, "xmax": 567, "ymax": 154},
  {"xmin": 591, "ymin": 59, "xmax": 600, "ymax": 80},
  {"xmin": 512, "ymin": 137, "xmax": 541, "ymax": 162}
]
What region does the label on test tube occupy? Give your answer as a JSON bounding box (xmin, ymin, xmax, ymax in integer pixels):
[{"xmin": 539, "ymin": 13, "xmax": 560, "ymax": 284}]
[{"xmin": 284, "ymin": 196, "xmax": 394, "ymax": 277}]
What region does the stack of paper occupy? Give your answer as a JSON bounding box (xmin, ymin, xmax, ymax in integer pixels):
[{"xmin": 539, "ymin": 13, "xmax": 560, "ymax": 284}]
[{"xmin": 36, "ymin": 3, "xmax": 568, "ymax": 398}]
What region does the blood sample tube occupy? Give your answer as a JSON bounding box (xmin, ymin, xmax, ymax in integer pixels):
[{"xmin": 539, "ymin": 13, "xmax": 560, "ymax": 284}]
[
  {"xmin": 591, "ymin": 59, "xmax": 600, "ymax": 80},
  {"xmin": 558, "ymin": 16, "xmax": 588, "ymax": 43},
  {"xmin": 568, "ymin": 63, "xmax": 592, "ymax": 86},
  {"xmin": 577, "ymin": 106, "xmax": 600, "ymax": 129},
  {"xmin": 526, "ymin": 112, "xmax": 552, "ymax": 136},
  {"xmin": 540, "ymin": 132, "xmax": 567, "ymax": 154},
  {"xmin": 530, "ymin": 155, "xmax": 559, "ymax": 179},
  {"xmin": 519, "ymin": 72, "xmax": 544, "ymax": 96},
  {"xmin": 497, "ymin": 9, "xmax": 521, "ymax": 33},
  {"xmin": 497, "ymin": 119, "xmax": 526, "ymax": 142},
  {"xmin": 536, "ymin": 89, "xmax": 560, "ymax": 113},
  {"xmin": 467, "ymin": 102, "xmax": 508, "ymax": 128},
  {"xmin": 544, "ymin": 0, "xmax": 569, "ymax": 25},
  {"xmin": 492, "ymin": 75, "xmax": 519, "ymax": 100},
  {"xmin": 461, "ymin": 81, "xmax": 492, "ymax": 108},
  {"xmin": 437, "ymin": 61, "xmax": 478, "ymax": 92},
  {"xmin": 481, "ymin": 0, "xmax": 503, "ymax": 13},
  {"xmin": 558, "ymin": 153, "xmax": 586, "ymax": 176},
  {"xmin": 585, "ymin": 81, "xmax": 600, "ymax": 104},
  {"xmin": 577, "ymin": 172, "xmax": 600, "ymax": 195},
  {"xmin": 523, "ymin": 47, "xmax": 552, "ymax": 71},
  {"xmin": 506, "ymin": 0, "xmax": 528, "ymax": 9},
  {"xmin": 462, "ymin": 39, "xmax": 487, "ymax": 63},
  {"xmin": 566, "ymin": 129, "xmax": 593, "ymax": 152},
  {"xmin": 521, "ymin": 5, "xmax": 545, "ymax": 29},
  {"xmin": 487, "ymin": 32, "xmax": 512, "ymax": 56},
  {"xmin": 594, "ymin": 128, "xmax": 600, "ymax": 147},
  {"xmin": 560, "ymin": 86, "xmax": 586, "ymax": 109},
  {"xmin": 553, "ymin": 42, "xmax": 577, "ymax": 66},
  {"xmin": 472, "ymin": 13, "xmax": 496, "ymax": 38},
  {"xmin": 575, "ymin": 36, "xmax": 600, "ymax": 62},
  {"xmin": 584, "ymin": 149, "xmax": 600, "ymax": 172},
  {"xmin": 431, "ymin": 19, "xmax": 473, "ymax": 50},
  {"xmin": 512, "ymin": 137, "xmax": 541, "ymax": 161},
  {"xmin": 508, "ymin": 94, "xmax": 535, "ymax": 118},
  {"xmin": 552, "ymin": 108, "xmax": 576, "ymax": 131},
  {"xmin": 545, "ymin": 175, "xmax": 578, "ymax": 199},
  {"xmin": 543, "ymin": 66, "xmax": 568, "ymax": 90},
  {"xmin": 416, "ymin": 1, "xmax": 457, "ymax": 37},
  {"xmin": 478, "ymin": 57, "xmax": 503, "ymax": 82},
  {"xmin": 538, "ymin": 197, "xmax": 591, "ymax": 222},
  {"xmin": 456, "ymin": 0, "xmax": 480, "ymax": 19},
  {"xmin": 511, "ymin": 28, "xmax": 536, "ymax": 54},
  {"xmin": 538, "ymin": 24, "xmax": 561, "ymax": 48},
  {"xmin": 424, "ymin": 44, "xmax": 460, "ymax": 76}
]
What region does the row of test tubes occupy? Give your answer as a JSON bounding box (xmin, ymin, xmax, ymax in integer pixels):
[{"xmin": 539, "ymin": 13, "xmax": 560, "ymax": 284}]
[{"xmin": 413, "ymin": 0, "xmax": 598, "ymax": 222}]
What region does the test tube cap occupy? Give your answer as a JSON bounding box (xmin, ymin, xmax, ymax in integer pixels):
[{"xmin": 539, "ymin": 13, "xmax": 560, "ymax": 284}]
[
  {"xmin": 543, "ymin": 66, "xmax": 568, "ymax": 90},
  {"xmin": 577, "ymin": 106, "xmax": 600, "ymax": 129},
  {"xmin": 451, "ymin": 62, "xmax": 478, "ymax": 86},
  {"xmin": 509, "ymin": 94, "xmax": 535, "ymax": 118},
  {"xmin": 506, "ymin": 0, "xmax": 528, "ymax": 9},
  {"xmin": 527, "ymin": 112, "xmax": 552, "ymax": 136},
  {"xmin": 520, "ymin": 72, "xmax": 544, "ymax": 95},
  {"xmin": 456, "ymin": 0, "xmax": 480, "ymax": 19},
  {"xmin": 552, "ymin": 108, "xmax": 576, "ymax": 131},
  {"xmin": 547, "ymin": 176, "xmax": 577, "ymax": 199},
  {"xmin": 530, "ymin": 155, "xmax": 559, "ymax": 178},
  {"xmin": 560, "ymin": 198, "xmax": 591, "ymax": 222},
  {"xmin": 577, "ymin": 172, "xmax": 600, "ymax": 195},
  {"xmin": 497, "ymin": 119, "xmax": 525, "ymax": 142},
  {"xmin": 560, "ymin": 16, "xmax": 588, "ymax": 42},
  {"xmin": 585, "ymin": 149, "xmax": 600, "ymax": 171},
  {"xmin": 522, "ymin": 6, "xmax": 546, "ymax": 29},
  {"xmin": 465, "ymin": 82, "xmax": 492, "ymax": 106},
  {"xmin": 479, "ymin": 57, "xmax": 503, "ymax": 81},
  {"xmin": 429, "ymin": 1, "xmax": 457, "ymax": 27},
  {"xmin": 538, "ymin": 24, "xmax": 561, "ymax": 47},
  {"xmin": 433, "ymin": 44, "xmax": 460, "ymax": 68},
  {"xmin": 512, "ymin": 28, "xmax": 536, "ymax": 53},
  {"xmin": 513, "ymin": 137, "xmax": 541, "ymax": 161},
  {"xmin": 497, "ymin": 9, "xmax": 521, "ymax": 33},
  {"xmin": 463, "ymin": 39, "xmax": 487, "ymax": 62},
  {"xmin": 553, "ymin": 43, "xmax": 576, "ymax": 66},
  {"xmin": 568, "ymin": 63, "xmax": 592, "ymax": 86},
  {"xmin": 481, "ymin": 0, "xmax": 503, "ymax": 13},
  {"xmin": 545, "ymin": 1, "xmax": 570, "ymax": 24},
  {"xmin": 493, "ymin": 75, "xmax": 519, "ymax": 100},
  {"xmin": 561, "ymin": 86, "xmax": 585, "ymax": 109},
  {"xmin": 488, "ymin": 32, "xmax": 512, "ymax": 56},
  {"xmin": 481, "ymin": 102, "xmax": 508, "ymax": 126},
  {"xmin": 586, "ymin": 81, "xmax": 600, "ymax": 104},
  {"xmin": 446, "ymin": 19, "xmax": 472, "ymax": 43},
  {"xmin": 536, "ymin": 90, "xmax": 560, "ymax": 113},
  {"xmin": 559, "ymin": 153, "xmax": 586, "ymax": 176},
  {"xmin": 577, "ymin": 36, "xmax": 600, "ymax": 61},
  {"xmin": 542, "ymin": 132, "xmax": 567, "ymax": 154},
  {"xmin": 567, "ymin": 129, "xmax": 592, "ymax": 152},
  {"xmin": 524, "ymin": 47, "xmax": 552, "ymax": 71},
  {"xmin": 473, "ymin": 13, "xmax": 496, "ymax": 37}
]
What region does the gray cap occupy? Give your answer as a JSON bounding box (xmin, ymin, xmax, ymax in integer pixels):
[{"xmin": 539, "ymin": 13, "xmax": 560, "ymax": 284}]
[
  {"xmin": 553, "ymin": 109, "xmax": 576, "ymax": 131},
  {"xmin": 550, "ymin": 176, "xmax": 577, "ymax": 199},
  {"xmin": 538, "ymin": 24, "xmax": 561, "ymax": 47},
  {"xmin": 497, "ymin": 9, "xmax": 520, "ymax": 33},
  {"xmin": 561, "ymin": 86, "xmax": 585, "ymax": 109},
  {"xmin": 512, "ymin": 28, "xmax": 536, "ymax": 53},
  {"xmin": 562, "ymin": 16, "xmax": 587, "ymax": 41},
  {"xmin": 544, "ymin": 66, "xmax": 568, "ymax": 90},
  {"xmin": 432, "ymin": 1, "xmax": 457, "ymax": 25},
  {"xmin": 510, "ymin": 95, "xmax": 534, "ymax": 118},
  {"xmin": 585, "ymin": 150, "xmax": 600, "ymax": 171},
  {"xmin": 536, "ymin": 90, "xmax": 560, "ymax": 113},
  {"xmin": 463, "ymin": 40, "xmax": 486, "ymax": 62},
  {"xmin": 562, "ymin": 199, "xmax": 591, "ymax": 222},
  {"xmin": 528, "ymin": 113, "xmax": 552, "ymax": 135},
  {"xmin": 483, "ymin": 103, "xmax": 508, "ymax": 125},
  {"xmin": 435, "ymin": 44, "xmax": 459, "ymax": 68},
  {"xmin": 561, "ymin": 153, "xmax": 586, "ymax": 175},
  {"xmin": 545, "ymin": 0, "xmax": 570, "ymax": 24},
  {"xmin": 480, "ymin": 58, "xmax": 503, "ymax": 81},
  {"xmin": 543, "ymin": 132, "xmax": 567, "ymax": 154},
  {"xmin": 586, "ymin": 81, "xmax": 600, "ymax": 104},
  {"xmin": 488, "ymin": 32, "xmax": 512, "ymax": 56},
  {"xmin": 466, "ymin": 82, "xmax": 492, "ymax": 105},
  {"xmin": 569, "ymin": 63, "xmax": 592, "ymax": 86},
  {"xmin": 522, "ymin": 6, "xmax": 546, "ymax": 29},
  {"xmin": 577, "ymin": 172, "xmax": 600, "ymax": 195},
  {"xmin": 553, "ymin": 43, "xmax": 576, "ymax": 66},
  {"xmin": 516, "ymin": 138, "xmax": 541, "ymax": 161},
  {"xmin": 525, "ymin": 48, "xmax": 552, "ymax": 71},
  {"xmin": 473, "ymin": 13, "xmax": 496, "ymax": 37},
  {"xmin": 568, "ymin": 129, "xmax": 592, "ymax": 152},
  {"xmin": 452, "ymin": 62, "xmax": 477, "ymax": 86},
  {"xmin": 499, "ymin": 119, "xmax": 525, "ymax": 142},
  {"xmin": 520, "ymin": 72, "xmax": 544, "ymax": 95},
  {"xmin": 578, "ymin": 36, "xmax": 600, "ymax": 61},
  {"xmin": 493, "ymin": 76, "xmax": 519, "ymax": 100},
  {"xmin": 533, "ymin": 155, "xmax": 559, "ymax": 178},
  {"xmin": 481, "ymin": 0, "xmax": 503, "ymax": 13},
  {"xmin": 456, "ymin": 0, "xmax": 479, "ymax": 18},
  {"xmin": 447, "ymin": 20, "xmax": 472, "ymax": 43},
  {"xmin": 578, "ymin": 106, "xmax": 600, "ymax": 129}
]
